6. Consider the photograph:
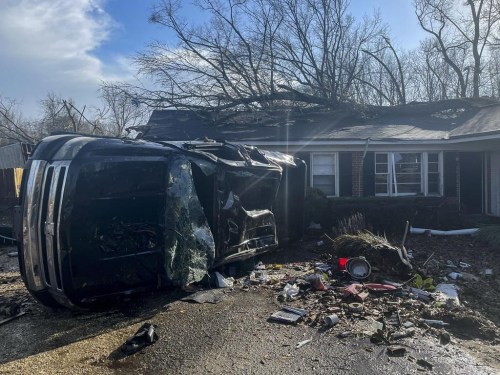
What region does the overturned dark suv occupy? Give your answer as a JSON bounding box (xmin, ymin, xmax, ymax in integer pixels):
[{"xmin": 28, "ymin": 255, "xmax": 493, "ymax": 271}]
[{"xmin": 14, "ymin": 135, "xmax": 305, "ymax": 309}]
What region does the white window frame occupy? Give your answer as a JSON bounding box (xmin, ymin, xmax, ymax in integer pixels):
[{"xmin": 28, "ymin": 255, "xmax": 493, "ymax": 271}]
[
  {"xmin": 310, "ymin": 152, "xmax": 339, "ymax": 197},
  {"xmin": 375, "ymin": 151, "xmax": 443, "ymax": 197}
]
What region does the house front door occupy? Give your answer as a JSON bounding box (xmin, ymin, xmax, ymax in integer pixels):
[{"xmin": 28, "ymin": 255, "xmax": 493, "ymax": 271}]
[{"xmin": 459, "ymin": 152, "xmax": 483, "ymax": 214}]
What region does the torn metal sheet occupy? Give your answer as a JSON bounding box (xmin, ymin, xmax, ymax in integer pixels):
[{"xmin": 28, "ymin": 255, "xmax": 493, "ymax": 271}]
[
  {"xmin": 269, "ymin": 310, "xmax": 303, "ymax": 324},
  {"xmin": 181, "ymin": 289, "xmax": 226, "ymax": 304},
  {"xmin": 269, "ymin": 306, "xmax": 308, "ymax": 324}
]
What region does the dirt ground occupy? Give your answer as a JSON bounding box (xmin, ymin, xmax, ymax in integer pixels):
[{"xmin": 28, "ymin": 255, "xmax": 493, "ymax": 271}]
[
  {"xmin": 0, "ymin": 199, "xmax": 499, "ymax": 374},
  {"xmin": 1, "ymin": 228, "xmax": 500, "ymax": 374}
]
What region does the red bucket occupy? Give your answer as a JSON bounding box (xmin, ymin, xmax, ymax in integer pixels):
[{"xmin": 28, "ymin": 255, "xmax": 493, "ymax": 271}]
[{"xmin": 338, "ymin": 257, "xmax": 348, "ymax": 271}]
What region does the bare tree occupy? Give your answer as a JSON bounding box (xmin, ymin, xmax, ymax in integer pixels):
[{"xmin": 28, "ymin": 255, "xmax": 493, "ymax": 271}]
[
  {"xmin": 99, "ymin": 85, "xmax": 151, "ymax": 136},
  {"xmin": 121, "ymin": 0, "xmax": 386, "ymax": 112},
  {"xmin": 272, "ymin": 0, "xmax": 384, "ymax": 105},
  {"xmin": 0, "ymin": 96, "xmax": 36, "ymax": 144},
  {"xmin": 415, "ymin": 0, "xmax": 500, "ymax": 98},
  {"xmin": 360, "ymin": 36, "xmax": 407, "ymax": 105},
  {"xmin": 486, "ymin": 48, "xmax": 500, "ymax": 97},
  {"xmin": 40, "ymin": 93, "xmax": 98, "ymax": 135}
]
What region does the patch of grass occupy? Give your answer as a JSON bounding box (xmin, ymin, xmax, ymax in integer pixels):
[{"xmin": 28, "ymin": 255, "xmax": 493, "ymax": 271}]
[
  {"xmin": 332, "ymin": 231, "xmax": 394, "ymax": 255},
  {"xmin": 332, "ymin": 212, "xmax": 368, "ymax": 236}
]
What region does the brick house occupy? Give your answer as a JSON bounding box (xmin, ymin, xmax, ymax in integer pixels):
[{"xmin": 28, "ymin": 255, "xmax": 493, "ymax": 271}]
[{"xmin": 136, "ymin": 98, "xmax": 500, "ymax": 217}]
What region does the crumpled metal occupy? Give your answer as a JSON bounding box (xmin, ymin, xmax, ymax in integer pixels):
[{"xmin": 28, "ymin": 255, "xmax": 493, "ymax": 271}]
[{"xmin": 163, "ymin": 155, "xmax": 216, "ymax": 286}]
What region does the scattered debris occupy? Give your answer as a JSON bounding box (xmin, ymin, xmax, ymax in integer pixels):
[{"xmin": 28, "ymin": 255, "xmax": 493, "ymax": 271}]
[
  {"xmin": 255, "ymin": 261, "xmax": 266, "ymax": 270},
  {"xmin": 435, "ymin": 283, "xmax": 460, "ymax": 307},
  {"xmin": 120, "ymin": 323, "xmax": 159, "ymax": 355},
  {"xmin": 338, "ymin": 331, "xmax": 352, "ymax": 338},
  {"xmin": 348, "ymin": 303, "xmax": 364, "ymax": 313},
  {"xmin": 385, "ymin": 310, "xmax": 401, "ymax": 327},
  {"xmin": 410, "ymin": 227, "xmax": 479, "ymax": 236},
  {"xmin": 390, "ymin": 329, "xmax": 415, "ymax": 340},
  {"xmin": 345, "ymin": 257, "xmax": 371, "ymax": 280},
  {"xmin": 270, "ymin": 310, "xmax": 303, "ymax": 324},
  {"xmin": 295, "ymin": 337, "xmax": 312, "ymax": 349},
  {"xmin": 483, "ymin": 268, "xmax": 493, "ymax": 277},
  {"xmin": 279, "ymin": 283, "xmax": 300, "ymax": 301},
  {"xmin": 181, "ymin": 289, "xmax": 226, "ymax": 304},
  {"xmin": 305, "ymin": 273, "xmax": 328, "ymax": 291},
  {"xmin": 387, "ymin": 345, "xmax": 407, "ymax": 357},
  {"xmin": 331, "ymin": 231, "xmax": 412, "ymax": 275},
  {"xmin": 282, "ymin": 306, "xmax": 308, "ymax": 317},
  {"xmin": 365, "ymin": 283, "xmax": 399, "ymax": 294},
  {"xmin": 343, "ymin": 283, "xmax": 363, "ymax": 299},
  {"xmin": 409, "ymin": 287, "xmax": 433, "ymax": 302},
  {"xmin": 270, "ymin": 306, "xmax": 308, "ymax": 324},
  {"xmin": 215, "ymin": 272, "xmax": 235, "ymax": 288},
  {"xmin": 336, "ymin": 258, "xmax": 348, "ymax": 272},
  {"xmin": 416, "ymin": 358, "xmax": 434, "ymax": 370},
  {"xmin": 0, "ymin": 311, "xmax": 26, "ymax": 326},
  {"xmin": 357, "ymin": 319, "xmax": 384, "ymax": 335},
  {"xmin": 439, "ymin": 332, "xmax": 451, "ymax": 345},
  {"xmin": 0, "ymin": 302, "xmax": 21, "ymax": 317},
  {"xmin": 324, "ymin": 314, "xmax": 339, "ymax": 326},
  {"xmin": 420, "ymin": 319, "xmax": 450, "ymax": 327}
]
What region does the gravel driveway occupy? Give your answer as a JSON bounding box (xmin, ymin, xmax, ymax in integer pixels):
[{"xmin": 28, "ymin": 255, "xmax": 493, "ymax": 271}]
[{"xmin": 0, "ymin": 279, "xmax": 496, "ymax": 375}]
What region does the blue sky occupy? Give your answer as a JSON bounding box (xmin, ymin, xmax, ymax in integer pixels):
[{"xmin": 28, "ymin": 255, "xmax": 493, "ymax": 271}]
[{"xmin": 0, "ymin": 0, "xmax": 426, "ymax": 119}]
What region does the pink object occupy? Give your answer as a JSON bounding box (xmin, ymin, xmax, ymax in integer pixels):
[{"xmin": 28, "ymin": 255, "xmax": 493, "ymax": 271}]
[
  {"xmin": 306, "ymin": 274, "xmax": 328, "ymax": 291},
  {"xmin": 365, "ymin": 283, "xmax": 398, "ymax": 293},
  {"xmin": 343, "ymin": 283, "xmax": 363, "ymax": 298}
]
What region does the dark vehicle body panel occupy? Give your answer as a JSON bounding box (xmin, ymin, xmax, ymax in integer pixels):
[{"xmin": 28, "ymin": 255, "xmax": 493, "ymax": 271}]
[{"xmin": 15, "ymin": 135, "xmax": 305, "ymax": 308}]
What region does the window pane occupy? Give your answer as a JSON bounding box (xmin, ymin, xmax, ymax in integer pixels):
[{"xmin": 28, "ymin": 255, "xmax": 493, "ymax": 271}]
[
  {"xmin": 395, "ymin": 153, "xmax": 421, "ymax": 164},
  {"xmin": 376, "ymin": 164, "xmax": 388, "ymax": 173},
  {"xmin": 427, "ymin": 153, "xmax": 440, "ymax": 195},
  {"xmin": 313, "ymin": 155, "xmax": 335, "ymax": 167},
  {"xmin": 395, "ymin": 183, "xmax": 422, "ymax": 194},
  {"xmin": 376, "ymin": 153, "xmax": 388, "ymax": 163},
  {"xmin": 428, "ymin": 163, "xmax": 439, "ymax": 173},
  {"xmin": 375, "ymin": 174, "xmax": 388, "ymax": 183},
  {"xmin": 395, "ymin": 163, "xmax": 421, "ymax": 173},
  {"xmin": 313, "ymin": 154, "xmax": 335, "ymax": 175},
  {"xmin": 313, "ymin": 175, "xmax": 335, "ymax": 195},
  {"xmin": 428, "ymin": 174, "xmax": 439, "ymax": 194},
  {"xmin": 428, "ymin": 153, "xmax": 438, "ymax": 162},
  {"xmin": 313, "ymin": 164, "xmax": 335, "ymax": 175},
  {"xmin": 396, "ymin": 174, "xmax": 422, "ymax": 184},
  {"xmin": 393, "ymin": 152, "xmax": 421, "ymax": 195}
]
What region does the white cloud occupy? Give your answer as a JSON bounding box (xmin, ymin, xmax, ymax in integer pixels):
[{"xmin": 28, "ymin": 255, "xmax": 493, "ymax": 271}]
[{"xmin": 0, "ymin": 0, "xmax": 136, "ymax": 119}]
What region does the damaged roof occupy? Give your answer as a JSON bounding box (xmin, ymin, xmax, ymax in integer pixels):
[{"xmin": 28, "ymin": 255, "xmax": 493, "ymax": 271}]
[{"xmin": 138, "ymin": 98, "xmax": 500, "ymax": 143}]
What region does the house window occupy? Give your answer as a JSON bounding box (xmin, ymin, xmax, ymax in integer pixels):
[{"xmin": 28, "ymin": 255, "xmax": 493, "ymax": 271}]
[
  {"xmin": 311, "ymin": 153, "xmax": 337, "ymax": 196},
  {"xmin": 427, "ymin": 153, "xmax": 440, "ymax": 195},
  {"xmin": 375, "ymin": 152, "xmax": 442, "ymax": 196}
]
